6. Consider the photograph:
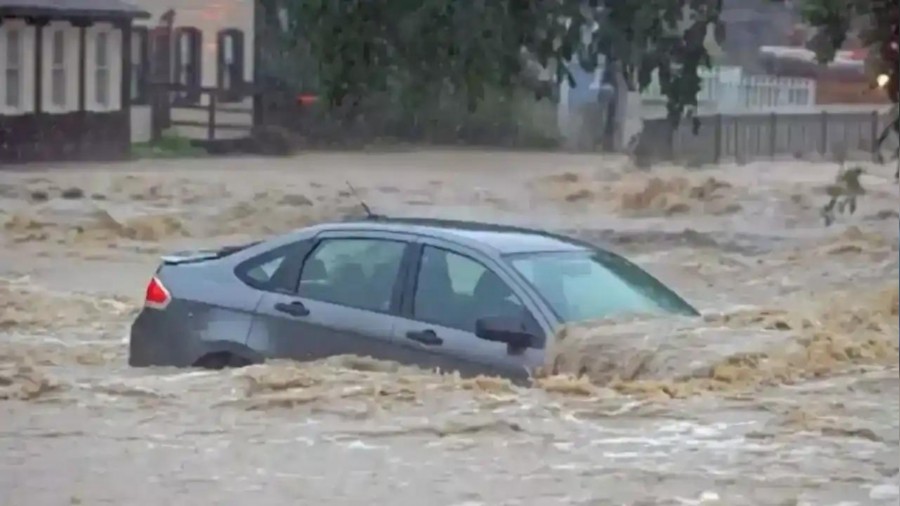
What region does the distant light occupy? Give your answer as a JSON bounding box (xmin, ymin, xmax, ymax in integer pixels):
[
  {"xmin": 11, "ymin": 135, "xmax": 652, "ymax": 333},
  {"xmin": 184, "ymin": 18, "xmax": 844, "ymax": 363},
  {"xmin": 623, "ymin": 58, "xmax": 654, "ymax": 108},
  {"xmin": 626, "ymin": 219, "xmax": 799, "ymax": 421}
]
[
  {"xmin": 297, "ymin": 94, "xmax": 318, "ymax": 106},
  {"xmin": 876, "ymin": 74, "xmax": 890, "ymax": 88}
]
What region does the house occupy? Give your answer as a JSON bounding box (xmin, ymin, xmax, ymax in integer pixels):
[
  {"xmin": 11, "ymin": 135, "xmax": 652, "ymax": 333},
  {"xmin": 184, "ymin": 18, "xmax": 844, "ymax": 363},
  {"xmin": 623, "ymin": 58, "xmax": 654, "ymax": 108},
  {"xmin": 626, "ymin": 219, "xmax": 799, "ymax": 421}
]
[
  {"xmin": 720, "ymin": 0, "xmax": 797, "ymax": 72},
  {"xmin": 0, "ymin": 0, "xmax": 150, "ymax": 163},
  {"xmin": 129, "ymin": 0, "xmax": 256, "ymax": 144}
]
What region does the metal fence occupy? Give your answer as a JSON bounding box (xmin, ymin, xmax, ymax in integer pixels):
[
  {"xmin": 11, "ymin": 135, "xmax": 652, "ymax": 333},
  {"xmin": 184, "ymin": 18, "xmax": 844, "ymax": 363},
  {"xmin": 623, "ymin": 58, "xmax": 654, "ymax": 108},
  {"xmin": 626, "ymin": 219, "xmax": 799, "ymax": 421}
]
[{"xmin": 639, "ymin": 108, "xmax": 897, "ymax": 164}]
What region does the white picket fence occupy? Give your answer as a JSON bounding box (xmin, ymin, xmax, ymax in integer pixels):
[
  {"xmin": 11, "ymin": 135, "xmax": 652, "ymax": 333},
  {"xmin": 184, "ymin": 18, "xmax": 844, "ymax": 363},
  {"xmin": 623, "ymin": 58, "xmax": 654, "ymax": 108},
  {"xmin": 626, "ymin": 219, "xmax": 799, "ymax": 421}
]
[
  {"xmin": 556, "ymin": 65, "xmax": 819, "ymax": 149},
  {"xmin": 639, "ymin": 66, "xmax": 817, "ymax": 112}
]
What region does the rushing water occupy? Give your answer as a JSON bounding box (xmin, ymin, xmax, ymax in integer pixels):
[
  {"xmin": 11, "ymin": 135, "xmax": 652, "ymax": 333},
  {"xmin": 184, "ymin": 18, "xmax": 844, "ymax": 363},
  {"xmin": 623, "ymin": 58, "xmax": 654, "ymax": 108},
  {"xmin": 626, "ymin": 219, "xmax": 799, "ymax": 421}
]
[{"xmin": 1, "ymin": 153, "xmax": 898, "ymax": 505}]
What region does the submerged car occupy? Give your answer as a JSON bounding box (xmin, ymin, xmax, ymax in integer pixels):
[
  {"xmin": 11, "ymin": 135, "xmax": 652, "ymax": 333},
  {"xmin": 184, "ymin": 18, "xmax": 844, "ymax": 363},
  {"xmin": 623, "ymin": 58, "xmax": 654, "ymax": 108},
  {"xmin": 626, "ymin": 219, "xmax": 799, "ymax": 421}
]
[{"xmin": 129, "ymin": 217, "xmax": 699, "ymax": 380}]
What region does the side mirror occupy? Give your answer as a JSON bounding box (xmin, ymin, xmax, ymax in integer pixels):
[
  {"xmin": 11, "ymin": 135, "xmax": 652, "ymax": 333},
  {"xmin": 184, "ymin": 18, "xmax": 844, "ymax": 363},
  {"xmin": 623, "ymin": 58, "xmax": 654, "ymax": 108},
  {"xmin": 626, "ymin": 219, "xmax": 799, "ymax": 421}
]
[{"xmin": 475, "ymin": 315, "xmax": 535, "ymax": 349}]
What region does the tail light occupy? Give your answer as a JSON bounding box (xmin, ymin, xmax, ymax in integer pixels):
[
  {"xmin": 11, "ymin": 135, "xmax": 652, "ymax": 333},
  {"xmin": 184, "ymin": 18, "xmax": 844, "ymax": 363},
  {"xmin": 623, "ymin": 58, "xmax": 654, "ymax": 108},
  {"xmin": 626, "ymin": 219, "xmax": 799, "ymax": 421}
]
[
  {"xmin": 145, "ymin": 276, "xmax": 171, "ymax": 309},
  {"xmin": 296, "ymin": 93, "xmax": 318, "ymax": 106}
]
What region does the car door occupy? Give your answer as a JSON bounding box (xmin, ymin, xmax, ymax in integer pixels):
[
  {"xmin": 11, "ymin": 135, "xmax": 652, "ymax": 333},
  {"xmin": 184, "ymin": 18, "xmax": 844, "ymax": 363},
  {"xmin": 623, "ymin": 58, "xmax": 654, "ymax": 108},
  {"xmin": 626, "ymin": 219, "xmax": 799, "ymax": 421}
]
[
  {"xmin": 246, "ymin": 231, "xmax": 416, "ymax": 363},
  {"xmin": 392, "ymin": 240, "xmax": 546, "ymax": 381}
]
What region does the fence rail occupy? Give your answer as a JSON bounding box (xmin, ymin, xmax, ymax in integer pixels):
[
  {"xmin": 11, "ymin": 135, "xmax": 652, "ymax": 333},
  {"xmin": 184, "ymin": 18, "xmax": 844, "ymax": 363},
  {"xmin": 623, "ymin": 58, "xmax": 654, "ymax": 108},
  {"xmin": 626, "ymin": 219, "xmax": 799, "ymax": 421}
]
[{"xmin": 640, "ymin": 109, "xmax": 897, "ymax": 164}]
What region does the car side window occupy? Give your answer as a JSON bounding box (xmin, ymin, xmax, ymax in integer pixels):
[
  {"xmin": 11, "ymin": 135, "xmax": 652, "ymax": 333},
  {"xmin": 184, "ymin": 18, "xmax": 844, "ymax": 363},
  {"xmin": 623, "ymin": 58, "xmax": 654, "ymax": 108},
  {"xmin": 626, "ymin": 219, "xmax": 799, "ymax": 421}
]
[
  {"xmin": 297, "ymin": 238, "xmax": 406, "ymax": 312},
  {"xmin": 413, "ymin": 246, "xmax": 537, "ymax": 338},
  {"xmin": 235, "ymin": 243, "xmax": 306, "ymax": 293},
  {"xmin": 246, "ymin": 257, "xmax": 285, "ymax": 284}
]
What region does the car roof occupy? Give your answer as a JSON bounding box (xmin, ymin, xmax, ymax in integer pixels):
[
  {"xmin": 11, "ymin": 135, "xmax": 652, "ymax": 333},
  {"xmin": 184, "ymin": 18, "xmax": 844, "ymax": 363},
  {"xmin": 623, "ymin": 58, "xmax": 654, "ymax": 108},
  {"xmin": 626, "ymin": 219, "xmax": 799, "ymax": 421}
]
[{"xmin": 315, "ymin": 217, "xmax": 592, "ymax": 255}]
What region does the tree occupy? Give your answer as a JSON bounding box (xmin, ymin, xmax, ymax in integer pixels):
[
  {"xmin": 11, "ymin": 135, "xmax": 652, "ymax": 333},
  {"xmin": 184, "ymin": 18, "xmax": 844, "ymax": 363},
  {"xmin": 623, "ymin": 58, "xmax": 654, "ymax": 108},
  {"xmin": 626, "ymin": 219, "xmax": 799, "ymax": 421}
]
[
  {"xmin": 262, "ymin": 0, "xmax": 726, "ymax": 133},
  {"xmin": 787, "ymin": 0, "xmax": 899, "ymax": 165},
  {"xmin": 792, "ymin": 0, "xmax": 897, "ymax": 100}
]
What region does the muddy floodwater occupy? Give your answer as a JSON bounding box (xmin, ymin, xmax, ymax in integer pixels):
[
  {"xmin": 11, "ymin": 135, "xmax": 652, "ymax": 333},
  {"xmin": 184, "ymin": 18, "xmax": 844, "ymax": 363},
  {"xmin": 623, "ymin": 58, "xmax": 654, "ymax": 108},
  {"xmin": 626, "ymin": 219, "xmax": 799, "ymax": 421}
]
[{"xmin": 1, "ymin": 151, "xmax": 898, "ymax": 505}]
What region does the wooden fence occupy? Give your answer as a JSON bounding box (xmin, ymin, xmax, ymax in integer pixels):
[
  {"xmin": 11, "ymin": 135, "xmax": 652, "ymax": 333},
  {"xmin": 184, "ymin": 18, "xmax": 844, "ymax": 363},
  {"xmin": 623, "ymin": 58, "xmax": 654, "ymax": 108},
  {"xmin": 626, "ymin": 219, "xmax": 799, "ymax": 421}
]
[
  {"xmin": 149, "ymin": 83, "xmax": 255, "ymax": 146},
  {"xmin": 640, "ymin": 109, "xmax": 896, "ymax": 164}
]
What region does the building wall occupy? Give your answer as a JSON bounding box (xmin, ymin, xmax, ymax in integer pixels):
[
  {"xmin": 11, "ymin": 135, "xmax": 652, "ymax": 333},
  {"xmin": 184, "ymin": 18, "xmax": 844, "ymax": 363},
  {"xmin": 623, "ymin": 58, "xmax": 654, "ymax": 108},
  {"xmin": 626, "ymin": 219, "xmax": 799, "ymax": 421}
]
[
  {"xmin": 1, "ymin": 17, "xmax": 130, "ymax": 163},
  {"xmin": 131, "ymin": 0, "xmax": 255, "ymax": 142},
  {"xmin": 1, "ymin": 20, "xmax": 123, "ymax": 117},
  {"xmin": 720, "ymin": 0, "xmax": 796, "ymax": 72}
]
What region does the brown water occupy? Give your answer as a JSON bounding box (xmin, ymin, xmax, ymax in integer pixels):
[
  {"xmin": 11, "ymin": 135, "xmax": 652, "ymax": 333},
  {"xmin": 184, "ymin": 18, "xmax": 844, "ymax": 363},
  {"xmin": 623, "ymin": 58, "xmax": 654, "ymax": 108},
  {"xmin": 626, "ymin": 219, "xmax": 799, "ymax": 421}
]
[{"xmin": 1, "ymin": 152, "xmax": 898, "ymax": 505}]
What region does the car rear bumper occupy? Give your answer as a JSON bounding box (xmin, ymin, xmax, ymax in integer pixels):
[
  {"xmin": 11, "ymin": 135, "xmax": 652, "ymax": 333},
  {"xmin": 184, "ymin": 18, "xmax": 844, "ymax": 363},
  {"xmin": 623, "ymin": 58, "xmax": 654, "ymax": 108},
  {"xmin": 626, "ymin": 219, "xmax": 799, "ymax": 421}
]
[
  {"xmin": 129, "ymin": 305, "xmax": 264, "ymax": 368},
  {"xmin": 128, "ymin": 308, "xmax": 198, "ymax": 367}
]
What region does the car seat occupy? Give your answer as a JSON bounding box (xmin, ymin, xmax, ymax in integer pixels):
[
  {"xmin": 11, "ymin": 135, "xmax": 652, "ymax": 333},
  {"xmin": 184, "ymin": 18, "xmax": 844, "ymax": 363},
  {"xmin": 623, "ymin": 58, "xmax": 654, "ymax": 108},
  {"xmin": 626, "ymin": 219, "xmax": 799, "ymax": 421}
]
[
  {"xmin": 533, "ymin": 267, "xmax": 571, "ymax": 320},
  {"xmin": 330, "ymin": 262, "xmax": 367, "ymax": 307},
  {"xmin": 368, "ymin": 258, "xmax": 402, "ymax": 310},
  {"xmin": 296, "ymin": 258, "xmax": 328, "ymax": 298},
  {"xmin": 302, "ymin": 258, "xmax": 327, "ymax": 280},
  {"xmin": 471, "ymin": 271, "xmax": 522, "ymax": 330}
]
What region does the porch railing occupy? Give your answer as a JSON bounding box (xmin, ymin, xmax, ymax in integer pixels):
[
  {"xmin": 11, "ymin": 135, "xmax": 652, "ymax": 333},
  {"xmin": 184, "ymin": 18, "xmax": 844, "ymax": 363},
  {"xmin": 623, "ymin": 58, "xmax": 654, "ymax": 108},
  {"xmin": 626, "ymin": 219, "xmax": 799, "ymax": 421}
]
[{"xmin": 149, "ymin": 83, "xmax": 255, "ymax": 143}]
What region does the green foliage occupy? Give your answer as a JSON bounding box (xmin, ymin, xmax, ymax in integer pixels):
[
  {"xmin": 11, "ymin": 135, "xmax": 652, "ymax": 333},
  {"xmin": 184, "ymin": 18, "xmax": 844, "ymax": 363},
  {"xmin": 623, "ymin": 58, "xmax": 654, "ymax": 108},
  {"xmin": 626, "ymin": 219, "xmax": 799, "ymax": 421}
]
[
  {"xmin": 788, "ymin": 0, "xmax": 898, "ymax": 102},
  {"xmin": 131, "ymin": 130, "xmax": 206, "ymax": 159},
  {"xmin": 784, "ymin": 0, "xmax": 898, "ymax": 164},
  {"xmin": 261, "ymin": 0, "xmax": 726, "ymax": 131}
]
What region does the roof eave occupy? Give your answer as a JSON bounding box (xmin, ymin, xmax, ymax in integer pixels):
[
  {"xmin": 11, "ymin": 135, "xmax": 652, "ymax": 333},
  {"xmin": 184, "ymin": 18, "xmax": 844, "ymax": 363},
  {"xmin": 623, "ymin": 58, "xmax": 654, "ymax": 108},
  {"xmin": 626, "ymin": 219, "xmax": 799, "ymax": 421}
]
[{"xmin": 0, "ymin": 7, "xmax": 151, "ymax": 20}]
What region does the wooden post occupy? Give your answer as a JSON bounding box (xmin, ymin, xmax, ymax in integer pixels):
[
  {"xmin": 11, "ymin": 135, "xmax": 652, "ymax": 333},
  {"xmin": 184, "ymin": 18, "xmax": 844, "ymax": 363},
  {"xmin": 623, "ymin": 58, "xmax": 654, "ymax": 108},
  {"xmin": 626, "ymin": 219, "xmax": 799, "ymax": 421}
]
[
  {"xmin": 120, "ymin": 21, "xmax": 133, "ymax": 152},
  {"xmin": 150, "ymin": 85, "xmax": 162, "ymax": 143},
  {"xmin": 77, "ymin": 23, "xmax": 87, "ymax": 112},
  {"xmin": 870, "ymin": 109, "xmax": 879, "ymax": 161},
  {"xmin": 733, "ymin": 117, "xmax": 740, "ymax": 163},
  {"xmin": 713, "ymin": 114, "xmax": 722, "ymax": 163},
  {"xmin": 149, "ymin": 26, "xmax": 173, "ymax": 133},
  {"xmin": 769, "ymin": 112, "xmax": 777, "ymax": 157},
  {"xmin": 70, "ymin": 19, "xmax": 91, "ymax": 159},
  {"xmin": 664, "ymin": 120, "xmax": 675, "ymax": 161},
  {"xmin": 33, "ymin": 21, "xmax": 44, "ymax": 114},
  {"xmin": 29, "ymin": 17, "xmax": 49, "ymax": 161},
  {"xmin": 819, "ymin": 110, "xmax": 828, "ymax": 155},
  {"xmin": 207, "ymin": 90, "xmax": 217, "ymax": 141},
  {"xmin": 252, "ymin": 0, "xmax": 263, "ymax": 127}
]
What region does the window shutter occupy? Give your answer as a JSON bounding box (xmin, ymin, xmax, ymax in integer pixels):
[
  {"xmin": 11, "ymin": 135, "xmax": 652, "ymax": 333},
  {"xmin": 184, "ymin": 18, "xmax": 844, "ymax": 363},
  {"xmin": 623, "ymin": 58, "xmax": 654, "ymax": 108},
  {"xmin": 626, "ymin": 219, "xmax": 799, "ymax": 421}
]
[
  {"xmin": 216, "ymin": 29, "xmax": 226, "ymax": 91},
  {"xmin": 188, "ymin": 28, "xmax": 202, "ymax": 102},
  {"xmin": 230, "ymin": 30, "xmax": 244, "ymax": 93}
]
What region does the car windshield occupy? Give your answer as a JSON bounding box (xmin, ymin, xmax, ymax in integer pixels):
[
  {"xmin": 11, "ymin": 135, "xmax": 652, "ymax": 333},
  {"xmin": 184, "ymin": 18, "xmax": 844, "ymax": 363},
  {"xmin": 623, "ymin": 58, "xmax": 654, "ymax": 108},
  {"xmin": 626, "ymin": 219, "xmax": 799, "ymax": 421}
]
[{"xmin": 507, "ymin": 250, "xmax": 698, "ymax": 323}]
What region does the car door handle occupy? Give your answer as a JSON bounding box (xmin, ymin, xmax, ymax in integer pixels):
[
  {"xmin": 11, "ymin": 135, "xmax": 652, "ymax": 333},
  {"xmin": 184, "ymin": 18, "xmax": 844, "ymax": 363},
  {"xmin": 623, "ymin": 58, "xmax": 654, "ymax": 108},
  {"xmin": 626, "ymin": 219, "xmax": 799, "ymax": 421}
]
[
  {"xmin": 406, "ymin": 329, "xmax": 443, "ymax": 346},
  {"xmin": 274, "ymin": 301, "xmax": 310, "ymax": 317}
]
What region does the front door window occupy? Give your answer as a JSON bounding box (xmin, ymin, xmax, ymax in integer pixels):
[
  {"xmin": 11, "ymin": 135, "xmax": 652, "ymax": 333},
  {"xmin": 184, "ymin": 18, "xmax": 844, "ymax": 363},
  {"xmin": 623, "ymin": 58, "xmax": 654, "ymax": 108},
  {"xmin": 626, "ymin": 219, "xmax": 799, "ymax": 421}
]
[{"xmin": 413, "ymin": 246, "xmax": 528, "ymax": 333}]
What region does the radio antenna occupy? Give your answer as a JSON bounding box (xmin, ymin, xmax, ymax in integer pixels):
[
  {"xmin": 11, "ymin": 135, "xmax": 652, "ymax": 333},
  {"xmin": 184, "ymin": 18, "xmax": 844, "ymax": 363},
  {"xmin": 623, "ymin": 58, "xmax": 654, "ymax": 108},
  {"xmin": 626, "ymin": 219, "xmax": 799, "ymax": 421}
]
[{"xmin": 345, "ymin": 181, "xmax": 376, "ymax": 219}]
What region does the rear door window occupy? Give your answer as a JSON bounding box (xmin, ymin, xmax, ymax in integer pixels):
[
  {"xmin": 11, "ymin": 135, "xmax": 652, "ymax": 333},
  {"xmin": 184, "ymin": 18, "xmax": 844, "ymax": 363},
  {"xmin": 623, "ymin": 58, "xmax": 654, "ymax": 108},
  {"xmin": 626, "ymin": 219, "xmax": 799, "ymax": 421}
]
[{"xmin": 297, "ymin": 238, "xmax": 407, "ymax": 312}]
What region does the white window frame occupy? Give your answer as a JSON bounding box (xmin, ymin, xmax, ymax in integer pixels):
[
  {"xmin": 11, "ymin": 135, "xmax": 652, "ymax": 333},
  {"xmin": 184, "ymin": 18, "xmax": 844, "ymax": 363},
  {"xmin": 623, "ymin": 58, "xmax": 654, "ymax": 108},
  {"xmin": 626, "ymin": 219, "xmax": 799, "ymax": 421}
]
[
  {"xmin": 42, "ymin": 22, "xmax": 78, "ymax": 114},
  {"xmin": 1, "ymin": 20, "xmax": 35, "ymax": 115},
  {"xmin": 3, "ymin": 26, "xmax": 24, "ymax": 112},
  {"xmin": 95, "ymin": 30, "xmax": 110, "ymax": 107},
  {"xmin": 51, "ymin": 29, "xmax": 66, "ymax": 107},
  {"xmin": 85, "ymin": 24, "xmax": 121, "ymax": 112}
]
